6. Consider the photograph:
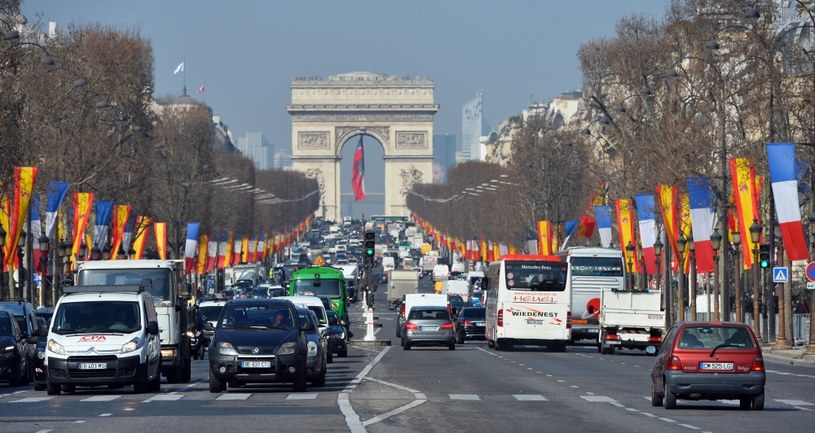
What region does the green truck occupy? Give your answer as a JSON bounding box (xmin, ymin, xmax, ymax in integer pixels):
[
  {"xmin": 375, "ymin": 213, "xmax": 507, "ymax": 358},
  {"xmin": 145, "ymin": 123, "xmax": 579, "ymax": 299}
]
[{"xmin": 288, "ymin": 266, "xmax": 348, "ymax": 323}]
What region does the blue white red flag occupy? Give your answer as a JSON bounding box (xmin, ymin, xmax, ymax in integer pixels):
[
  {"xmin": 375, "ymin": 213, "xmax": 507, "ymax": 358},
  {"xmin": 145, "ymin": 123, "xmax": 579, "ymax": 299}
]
[
  {"xmin": 45, "ymin": 181, "xmax": 69, "ymax": 240},
  {"xmin": 687, "ymin": 177, "xmax": 715, "ymax": 273},
  {"xmin": 635, "ymin": 194, "xmax": 658, "ymax": 275},
  {"xmin": 595, "ymin": 205, "xmax": 612, "ymax": 248},
  {"xmin": 30, "ymin": 194, "xmax": 44, "ymax": 272},
  {"xmin": 351, "ymin": 136, "xmax": 366, "ymax": 202},
  {"xmin": 93, "ymin": 200, "xmax": 115, "ymax": 250},
  {"xmin": 184, "ymin": 222, "xmax": 200, "ymax": 274},
  {"xmin": 767, "ymin": 143, "xmax": 809, "ymax": 261}
]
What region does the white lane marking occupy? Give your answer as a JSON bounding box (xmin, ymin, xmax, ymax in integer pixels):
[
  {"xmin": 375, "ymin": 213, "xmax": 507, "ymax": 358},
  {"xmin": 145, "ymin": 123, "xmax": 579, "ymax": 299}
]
[
  {"xmin": 556, "ymin": 379, "xmax": 565, "ymax": 383},
  {"xmin": 142, "ymin": 394, "xmax": 184, "ymax": 402},
  {"xmin": 766, "ymin": 369, "xmax": 815, "ymax": 379},
  {"xmin": 123, "ymin": 408, "xmax": 135, "ymax": 411},
  {"xmin": 527, "ymin": 368, "xmax": 533, "ymax": 371},
  {"xmin": 546, "ymin": 374, "xmax": 553, "ymax": 377},
  {"xmin": 339, "ymin": 346, "xmax": 390, "ymax": 433},
  {"xmin": 580, "ymin": 395, "xmax": 617, "ymax": 403},
  {"xmin": 365, "ymin": 377, "xmax": 422, "ymax": 394},
  {"xmin": 287, "ymin": 393, "xmax": 319, "ymax": 400},
  {"xmin": 775, "ymin": 399, "xmax": 815, "ymax": 406},
  {"xmin": 514, "ymin": 394, "xmax": 548, "ymax": 401},
  {"xmin": 640, "ymin": 412, "xmax": 658, "ymax": 418},
  {"xmin": 9, "ymin": 397, "xmax": 53, "ymax": 403},
  {"xmin": 626, "ymin": 408, "xmax": 640, "ymax": 412},
  {"xmin": 570, "ymin": 385, "xmax": 579, "ymax": 389},
  {"xmin": 658, "ymin": 417, "xmax": 677, "ymax": 423},
  {"xmin": 679, "ymin": 424, "xmax": 702, "ymax": 430},
  {"xmin": 82, "ymin": 396, "xmax": 121, "ymax": 402},
  {"xmin": 35, "ymin": 430, "xmax": 53, "ymax": 433},
  {"xmin": 586, "ymin": 392, "xmax": 595, "ymax": 395},
  {"xmin": 449, "ymin": 394, "xmax": 480, "ymax": 400},
  {"xmin": 74, "ymin": 421, "xmax": 86, "ymax": 424},
  {"xmin": 99, "ymin": 413, "xmax": 112, "ymax": 417},
  {"xmin": 535, "ymin": 371, "xmax": 542, "ymax": 374},
  {"xmin": 609, "ymin": 401, "xmax": 625, "ymax": 408},
  {"xmin": 362, "ymin": 399, "xmax": 426, "ymax": 427},
  {"xmin": 216, "ymin": 393, "xmax": 251, "ymax": 401}
]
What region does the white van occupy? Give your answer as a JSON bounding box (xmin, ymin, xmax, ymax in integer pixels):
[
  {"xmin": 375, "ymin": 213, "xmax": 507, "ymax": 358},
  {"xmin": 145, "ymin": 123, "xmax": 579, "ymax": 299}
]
[
  {"xmin": 45, "ymin": 285, "xmax": 162, "ymax": 395},
  {"xmin": 396, "ymin": 293, "xmax": 448, "ymax": 338},
  {"xmin": 280, "ymin": 295, "xmax": 328, "ymax": 332},
  {"xmin": 432, "ymin": 264, "xmax": 450, "ymax": 282}
]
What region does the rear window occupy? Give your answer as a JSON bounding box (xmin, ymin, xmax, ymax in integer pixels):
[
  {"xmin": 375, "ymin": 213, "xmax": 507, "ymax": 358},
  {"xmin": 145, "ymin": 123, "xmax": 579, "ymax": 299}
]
[
  {"xmin": 408, "ymin": 309, "xmax": 450, "ymax": 320},
  {"xmin": 676, "ymin": 326, "xmax": 755, "ymax": 350},
  {"xmin": 459, "ymin": 308, "xmax": 485, "ymax": 318}
]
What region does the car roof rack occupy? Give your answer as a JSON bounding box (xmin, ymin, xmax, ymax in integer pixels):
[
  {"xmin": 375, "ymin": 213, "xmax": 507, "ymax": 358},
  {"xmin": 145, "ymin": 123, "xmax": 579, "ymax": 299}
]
[{"xmin": 63, "ymin": 284, "xmax": 145, "ymax": 295}]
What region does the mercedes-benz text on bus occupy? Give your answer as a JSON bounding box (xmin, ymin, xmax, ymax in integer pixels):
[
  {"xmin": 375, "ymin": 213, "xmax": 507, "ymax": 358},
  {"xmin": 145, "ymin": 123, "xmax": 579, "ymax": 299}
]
[{"xmin": 485, "ymin": 255, "xmax": 569, "ymax": 352}]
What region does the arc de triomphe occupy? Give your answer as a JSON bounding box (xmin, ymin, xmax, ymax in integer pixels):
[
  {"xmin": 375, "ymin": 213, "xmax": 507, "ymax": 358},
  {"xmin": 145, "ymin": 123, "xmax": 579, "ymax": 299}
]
[{"xmin": 287, "ymin": 72, "xmax": 438, "ymax": 222}]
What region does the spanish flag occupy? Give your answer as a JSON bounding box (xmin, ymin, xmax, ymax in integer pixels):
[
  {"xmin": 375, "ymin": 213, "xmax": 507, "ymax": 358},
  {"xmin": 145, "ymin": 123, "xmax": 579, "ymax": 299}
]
[
  {"xmin": 537, "ymin": 220, "xmax": 553, "ymax": 256},
  {"xmin": 131, "ymin": 216, "xmax": 152, "ymax": 259},
  {"xmin": 110, "ymin": 205, "xmax": 131, "ymax": 260},
  {"xmin": 196, "ymin": 234, "xmax": 208, "ymax": 275},
  {"xmin": 154, "ymin": 222, "xmax": 167, "ymax": 259},
  {"xmin": 6, "ymin": 167, "xmax": 38, "ymax": 267},
  {"xmin": 729, "ymin": 158, "xmax": 760, "ymax": 269},
  {"xmin": 657, "ymin": 184, "xmax": 680, "ymax": 269},
  {"xmin": 71, "ymin": 192, "xmax": 94, "ymax": 264},
  {"xmin": 615, "ymin": 198, "xmax": 639, "ymax": 272},
  {"xmin": 679, "ymin": 193, "xmax": 692, "ymax": 273}
]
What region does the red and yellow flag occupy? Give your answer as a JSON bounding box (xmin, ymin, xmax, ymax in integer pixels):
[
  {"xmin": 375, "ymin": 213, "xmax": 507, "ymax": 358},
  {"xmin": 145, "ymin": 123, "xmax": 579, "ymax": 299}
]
[
  {"xmin": 730, "ymin": 158, "xmax": 759, "ymax": 269},
  {"xmin": 5, "ymin": 167, "xmax": 37, "ymax": 267},
  {"xmin": 537, "ymin": 220, "xmax": 553, "ymax": 256},
  {"xmin": 657, "ymin": 184, "xmax": 680, "ymax": 268},
  {"xmin": 110, "ymin": 204, "xmax": 131, "ymax": 260},
  {"xmin": 224, "ymin": 230, "xmax": 234, "ymax": 266},
  {"xmin": 71, "ymin": 192, "xmax": 94, "ymax": 264},
  {"xmin": 481, "ymin": 239, "xmax": 488, "ymax": 262},
  {"xmin": 131, "ymin": 216, "xmax": 152, "ymax": 259},
  {"xmin": 154, "ymin": 222, "xmax": 167, "ymax": 260},
  {"xmin": 196, "ymin": 233, "xmax": 208, "ymax": 275},
  {"xmin": 0, "ymin": 194, "xmax": 9, "ymax": 272},
  {"xmin": 679, "ymin": 193, "xmax": 692, "ymax": 273},
  {"xmin": 615, "ymin": 198, "xmax": 639, "ymax": 272}
]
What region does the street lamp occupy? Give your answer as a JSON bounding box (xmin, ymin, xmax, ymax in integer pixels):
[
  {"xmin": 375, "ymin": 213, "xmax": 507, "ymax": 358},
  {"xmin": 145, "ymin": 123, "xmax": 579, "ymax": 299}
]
[
  {"xmin": 711, "ymin": 227, "xmax": 723, "ymax": 321},
  {"xmin": 688, "ymin": 234, "xmax": 697, "ymax": 321},
  {"xmin": 38, "ymin": 234, "xmax": 49, "ymax": 307},
  {"xmin": 16, "ymin": 230, "xmax": 25, "ymax": 297},
  {"xmin": 654, "ymin": 237, "xmax": 664, "ymax": 291},
  {"xmin": 91, "ymin": 246, "xmax": 101, "ymax": 261},
  {"xmin": 732, "ymin": 230, "xmax": 742, "ymax": 323},
  {"xmin": 625, "ymin": 241, "xmax": 635, "ymax": 290},
  {"xmin": 749, "ymin": 218, "xmax": 763, "ymax": 339},
  {"xmin": 79, "ymin": 242, "xmax": 87, "ymax": 262},
  {"xmin": 102, "ymin": 245, "xmax": 111, "ymax": 260},
  {"xmin": 677, "ymin": 233, "xmax": 687, "ymax": 323},
  {"xmin": 808, "ymin": 214, "xmax": 815, "ymax": 356},
  {"xmin": 117, "ymin": 246, "xmax": 126, "ymax": 260}
]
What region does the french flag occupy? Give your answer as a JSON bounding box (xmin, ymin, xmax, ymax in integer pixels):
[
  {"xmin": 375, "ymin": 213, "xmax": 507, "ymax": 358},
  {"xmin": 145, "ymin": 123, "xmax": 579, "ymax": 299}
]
[
  {"xmin": 217, "ymin": 232, "xmax": 228, "ymax": 269},
  {"xmin": 45, "ymin": 181, "xmax": 69, "ymax": 240},
  {"xmin": 30, "ymin": 194, "xmax": 44, "ymax": 273},
  {"xmin": 687, "ymin": 177, "xmax": 716, "ymax": 273},
  {"xmin": 207, "ymin": 237, "xmax": 218, "ymax": 272},
  {"xmin": 767, "ymin": 143, "xmax": 809, "ymax": 261},
  {"xmin": 184, "ymin": 222, "xmax": 200, "ymax": 275},
  {"xmin": 595, "ymin": 205, "xmax": 612, "ymax": 248},
  {"xmin": 635, "ymin": 194, "xmax": 658, "ymax": 275}
]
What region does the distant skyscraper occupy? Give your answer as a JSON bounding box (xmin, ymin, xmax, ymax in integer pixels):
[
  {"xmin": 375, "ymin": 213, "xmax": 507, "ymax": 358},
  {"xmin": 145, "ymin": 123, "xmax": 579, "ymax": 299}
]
[
  {"xmin": 271, "ymin": 144, "xmax": 292, "ymax": 169},
  {"xmin": 461, "ymin": 93, "xmax": 488, "ymax": 162},
  {"xmin": 236, "ymin": 131, "xmax": 272, "ymax": 170},
  {"xmin": 432, "ymin": 134, "xmax": 456, "ymax": 183}
]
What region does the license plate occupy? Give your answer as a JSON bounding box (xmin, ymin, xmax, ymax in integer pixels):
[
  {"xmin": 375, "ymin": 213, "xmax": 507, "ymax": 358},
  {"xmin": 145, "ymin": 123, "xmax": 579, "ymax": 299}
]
[
  {"xmin": 77, "ymin": 362, "xmax": 107, "ymax": 370},
  {"xmin": 607, "ymin": 341, "xmax": 621, "ymax": 345},
  {"xmin": 420, "ymin": 326, "xmax": 439, "ymax": 331},
  {"xmin": 700, "ymin": 362, "xmax": 734, "ymax": 371},
  {"xmin": 588, "ymin": 329, "xmax": 599, "ymax": 333},
  {"xmin": 474, "ymin": 322, "xmax": 485, "ymax": 327},
  {"xmin": 241, "ymin": 361, "xmax": 271, "ymax": 368}
]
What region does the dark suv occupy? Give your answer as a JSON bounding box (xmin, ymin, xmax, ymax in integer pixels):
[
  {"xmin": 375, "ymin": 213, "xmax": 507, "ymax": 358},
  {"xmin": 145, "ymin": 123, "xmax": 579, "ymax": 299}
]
[
  {"xmin": 454, "ymin": 307, "xmax": 486, "ymax": 343},
  {"xmin": 0, "ymin": 301, "xmax": 43, "ymax": 384}
]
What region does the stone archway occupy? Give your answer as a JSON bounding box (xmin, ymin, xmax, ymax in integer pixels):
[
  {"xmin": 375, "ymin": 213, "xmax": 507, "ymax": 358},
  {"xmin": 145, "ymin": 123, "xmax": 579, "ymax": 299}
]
[{"xmin": 288, "ymin": 72, "xmax": 438, "ymax": 222}]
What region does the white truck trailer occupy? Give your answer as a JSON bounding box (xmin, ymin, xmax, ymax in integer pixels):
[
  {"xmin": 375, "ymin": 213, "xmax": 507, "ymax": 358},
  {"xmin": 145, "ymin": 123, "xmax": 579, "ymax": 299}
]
[
  {"xmin": 387, "ymin": 270, "xmax": 419, "ymax": 310},
  {"xmin": 598, "ymin": 288, "xmax": 665, "ymax": 355}
]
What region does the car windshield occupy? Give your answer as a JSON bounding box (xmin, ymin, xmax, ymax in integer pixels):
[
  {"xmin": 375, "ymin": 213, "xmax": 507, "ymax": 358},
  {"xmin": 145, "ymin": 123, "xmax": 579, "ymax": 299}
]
[
  {"xmin": 199, "ymin": 305, "xmax": 224, "ymax": 322},
  {"xmin": 409, "ymin": 309, "xmax": 450, "ymax": 321},
  {"xmin": 219, "ymin": 305, "xmax": 295, "ymax": 330},
  {"xmin": 307, "ymin": 306, "xmax": 327, "ymax": 325},
  {"xmin": 460, "ymin": 308, "xmax": 486, "ymax": 318},
  {"xmin": 79, "ymin": 269, "xmax": 172, "ymax": 302},
  {"xmin": 293, "ymin": 279, "xmax": 342, "ymax": 298},
  {"xmin": 52, "ymin": 301, "xmax": 141, "ymax": 334},
  {"xmin": 0, "ymin": 315, "xmax": 14, "ymax": 336},
  {"xmin": 677, "ymin": 326, "xmax": 755, "ymax": 349}
]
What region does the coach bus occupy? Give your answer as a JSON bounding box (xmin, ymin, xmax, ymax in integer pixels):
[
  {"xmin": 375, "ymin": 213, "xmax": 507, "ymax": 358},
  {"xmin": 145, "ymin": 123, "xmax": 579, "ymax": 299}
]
[
  {"xmin": 557, "ymin": 247, "xmax": 626, "ymax": 343},
  {"xmin": 484, "ymin": 254, "xmax": 570, "ymax": 352}
]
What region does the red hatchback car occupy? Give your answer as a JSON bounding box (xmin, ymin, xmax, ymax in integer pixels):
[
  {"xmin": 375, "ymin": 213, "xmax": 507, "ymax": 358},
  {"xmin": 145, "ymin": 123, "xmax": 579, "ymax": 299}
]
[{"xmin": 650, "ymin": 322, "xmax": 765, "ymax": 410}]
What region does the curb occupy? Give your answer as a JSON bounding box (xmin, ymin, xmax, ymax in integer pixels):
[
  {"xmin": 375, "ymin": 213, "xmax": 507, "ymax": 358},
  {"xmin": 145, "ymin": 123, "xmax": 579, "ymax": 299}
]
[{"xmin": 762, "ymin": 347, "xmax": 815, "ymax": 368}]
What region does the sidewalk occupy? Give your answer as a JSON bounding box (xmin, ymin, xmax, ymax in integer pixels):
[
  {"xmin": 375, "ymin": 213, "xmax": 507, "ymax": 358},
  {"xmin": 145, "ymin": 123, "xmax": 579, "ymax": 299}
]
[{"xmin": 761, "ymin": 344, "xmax": 815, "ymax": 368}]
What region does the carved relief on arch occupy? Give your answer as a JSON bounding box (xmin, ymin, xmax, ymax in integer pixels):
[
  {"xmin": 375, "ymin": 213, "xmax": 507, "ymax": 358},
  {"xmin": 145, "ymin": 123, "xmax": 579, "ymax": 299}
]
[
  {"xmin": 395, "ymin": 131, "xmax": 427, "ymax": 149},
  {"xmin": 298, "ymin": 132, "xmax": 330, "ymax": 149},
  {"xmin": 305, "ymin": 168, "xmax": 326, "ymax": 204},
  {"xmin": 335, "ymin": 126, "xmax": 390, "ymax": 154},
  {"xmin": 399, "ymin": 165, "xmax": 424, "ymax": 198}
]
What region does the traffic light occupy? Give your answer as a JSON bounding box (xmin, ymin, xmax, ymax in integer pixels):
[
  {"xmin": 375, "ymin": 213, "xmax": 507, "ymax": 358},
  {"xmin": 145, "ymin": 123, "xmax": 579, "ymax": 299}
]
[
  {"xmin": 759, "ymin": 244, "xmax": 770, "ymax": 268},
  {"xmin": 364, "ymin": 230, "xmax": 376, "ymax": 259}
]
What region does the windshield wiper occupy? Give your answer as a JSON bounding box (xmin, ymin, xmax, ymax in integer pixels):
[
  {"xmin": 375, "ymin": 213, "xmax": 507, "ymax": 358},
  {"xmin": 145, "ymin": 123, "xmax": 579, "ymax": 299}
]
[{"xmin": 709, "ymin": 343, "xmax": 740, "ymax": 357}]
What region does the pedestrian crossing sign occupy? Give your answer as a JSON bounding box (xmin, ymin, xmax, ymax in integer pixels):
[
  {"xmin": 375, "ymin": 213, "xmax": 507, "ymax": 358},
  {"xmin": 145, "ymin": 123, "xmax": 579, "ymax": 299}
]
[{"xmin": 772, "ymin": 267, "xmax": 788, "ymax": 283}]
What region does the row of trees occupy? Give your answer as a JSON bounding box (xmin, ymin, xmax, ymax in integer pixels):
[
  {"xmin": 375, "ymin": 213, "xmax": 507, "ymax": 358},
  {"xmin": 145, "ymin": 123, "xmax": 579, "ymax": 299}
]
[
  {"xmin": 0, "ymin": 1, "xmax": 317, "ymax": 257},
  {"xmin": 409, "ymin": 0, "xmax": 815, "ymax": 252}
]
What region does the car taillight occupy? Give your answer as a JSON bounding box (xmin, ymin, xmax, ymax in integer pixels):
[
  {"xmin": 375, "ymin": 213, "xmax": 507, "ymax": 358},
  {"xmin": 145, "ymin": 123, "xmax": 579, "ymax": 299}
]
[
  {"xmin": 605, "ymin": 334, "xmax": 620, "ymax": 341},
  {"xmin": 400, "ymin": 304, "xmax": 405, "ymax": 317},
  {"xmin": 497, "ymin": 309, "xmax": 504, "ymax": 327},
  {"xmin": 566, "ymin": 311, "xmax": 572, "ymax": 329},
  {"xmin": 440, "ymin": 322, "xmax": 454, "ymax": 330},
  {"xmin": 462, "ymin": 320, "xmax": 473, "ymax": 327},
  {"xmin": 648, "ymin": 335, "xmax": 662, "ymax": 343},
  {"xmin": 667, "ymin": 355, "xmax": 683, "ymax": 370},
  {"xmin": 751, "ymin": 356, "xmax": 765, "ymax": 372},
  {"xmin": 404, "ymin": 322, "xmax": 418, "ymax": 330}
]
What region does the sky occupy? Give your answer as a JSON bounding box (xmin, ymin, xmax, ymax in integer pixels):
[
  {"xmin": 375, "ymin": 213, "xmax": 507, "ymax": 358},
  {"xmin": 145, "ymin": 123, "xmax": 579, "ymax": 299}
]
[{"xmin": 21, "ymin": 0, "xmax": 670, "ymax": 217}]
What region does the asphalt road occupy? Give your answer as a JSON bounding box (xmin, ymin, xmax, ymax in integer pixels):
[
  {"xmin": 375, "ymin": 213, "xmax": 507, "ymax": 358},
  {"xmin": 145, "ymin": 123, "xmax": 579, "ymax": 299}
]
[{"xmin": 2, "ymin": 276, "xmax": 814, "ymax": 433}]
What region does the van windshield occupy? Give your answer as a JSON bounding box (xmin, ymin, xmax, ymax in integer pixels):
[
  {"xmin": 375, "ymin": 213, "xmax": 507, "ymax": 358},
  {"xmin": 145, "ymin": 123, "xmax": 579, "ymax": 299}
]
[
  {"xmin": 293, "ymin": 279, "xmax": 342, "ymax": 298},
  {"xmin": 79, "ymin": 269, "xmax": 172, "ymax": 302},
  {"xmin": 53, "ymin": 301, "xmax": 141, "ymax": 334}
]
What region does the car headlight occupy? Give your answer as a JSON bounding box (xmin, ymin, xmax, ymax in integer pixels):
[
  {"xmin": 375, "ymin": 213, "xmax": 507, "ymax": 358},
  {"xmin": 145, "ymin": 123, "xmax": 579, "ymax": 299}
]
[
  {"xmin": 307, "ymin": 341, "xmax": 317, "ymax": 357},
  {"xmin": 217, "ymin": 341, "xmax": 238, "ymax": 356},
  {"xmin": 277, "ymin": 341, "xmax": 297, "ymax": 356},
  {"xmin": 2, "ymin": 345, "xmax": 14, "ymax": 352},
  {"xmin": 121, "ymin": 337, "xmax": 142, "ymax": 354},
  {"xmin": 47, "ymin": 339, "xmax": 65, "ymax": 356},
  {"xmin": 337, "ymin": 331, "xmax": 346, "ymax": 340},
  {"xmin": 37, "ymin": 349, "xmax": 45, "ymax": 359}
]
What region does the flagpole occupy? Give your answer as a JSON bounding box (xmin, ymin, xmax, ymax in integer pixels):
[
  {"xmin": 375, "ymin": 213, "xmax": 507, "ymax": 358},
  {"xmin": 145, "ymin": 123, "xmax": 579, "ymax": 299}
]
[{"xmin": 182, "ymin": 58, "xmax": 187, "ymax": 96}]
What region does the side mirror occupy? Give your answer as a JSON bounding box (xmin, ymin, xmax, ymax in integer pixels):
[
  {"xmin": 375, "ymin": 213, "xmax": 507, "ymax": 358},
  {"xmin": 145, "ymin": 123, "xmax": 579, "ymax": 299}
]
[
  {"xmin": 301, "ymin": 321, "xmax": 315, "ymax": 332},
  {"xmin": 203, "ymin": 322, "xmax": 215, "ymax": 331},
  {"xmin": 147, "ymin": 320, "xmax": 160, "ymax": 335},
  {"xmin": 38, "ymin": 324, "xmax": 48, "ymax": 337}
]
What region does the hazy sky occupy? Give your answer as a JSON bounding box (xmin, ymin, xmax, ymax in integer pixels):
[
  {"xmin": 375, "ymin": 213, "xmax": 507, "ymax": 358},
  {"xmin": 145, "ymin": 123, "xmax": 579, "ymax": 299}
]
[
  {"xmin": 22, "ymin": 0, "xmax": 670, "ymax": 218},
  {"xmin": 22, "ymin": 0, "xmax": 669, "ymax": 147}
]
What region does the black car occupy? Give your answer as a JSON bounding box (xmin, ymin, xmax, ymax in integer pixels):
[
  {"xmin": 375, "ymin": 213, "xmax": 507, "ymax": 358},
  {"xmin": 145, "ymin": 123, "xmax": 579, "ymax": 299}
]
[
  {"xmin": 208, "ymin": 299, "xmax": 311, "ymax": 393},
  {"xmin": 0, "ymin": 301, "xmax": 43, "ymax": 385},
  {"xmin": 295, "ymin": 307, "xmax": 328, "ymax": 387},
  {"xmin": 0, "ymin": 311, "xmax": 32, "ymax": 387},
  {"xmin": 454, "ymin": 307, "xmax": 486, "ymax": 344},
  {"xmin": 325, "ymin": 310, "xmax": 348, "ymax": 358},
  {"xmin": 33, "ymin": 307, "xmax": 54, "ymax": 391}
]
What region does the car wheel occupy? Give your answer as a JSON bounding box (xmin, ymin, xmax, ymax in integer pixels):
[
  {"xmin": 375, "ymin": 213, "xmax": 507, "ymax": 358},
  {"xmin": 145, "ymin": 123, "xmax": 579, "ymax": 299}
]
[
  {"xmin": 327, "ymin": 350, "xmax": 333, "ymax": 364},
  {"xmin": 209, "ymin": 371, "xmax": 224, "ymax": 393},
  {"xmin": 651, "ymin": 386, "xmax": 663, "ymax": 407},
  {"xmin": 396, "ymin": 328, "xmax": 401, "ymax": 338},
  {"xmin": 34, "ymin": 382, "xmax": 46, "ymax": 391},
  {"xmin": 456, "ymin": 331, "xmax": 464, "ymax": 344},
  {"xmin": 46, "ymin": 381, "xmax": 61, "ymax": 395},
  {"xmin": 293, "ymin": 370, "xmax": 308, "ymax": 392},
  {"xmin": 448, "ymin": 342, "xmax": 456, "ymax": 350},
  {"xmin": 147, "ymin": 371, "xmax": 161, "ymax": 393},
  {"xmin": 62, "ymin": 384, "xmax": 75, "ymax": 394},
  {"xmin": 182, "ymin": 358, "xmax": 192, "ymax": 382},
  {"xmin": 133, "ymin": 379, "xmax": 149, "ymax": 394},
  {"xmin": 25, "ymin": 363, "xmax": 33, "ymax": 385},
  {"xmin": 403, "ymin": 341, "xmax": 411, "ymax": 350},
  {"xmin": 339, "ymin": 348, "xmax": 348, "ymax": 358},
  {"xmin": 752, "ymin": 392, "xmax": 765, "ymax": 411},
  {"xmin": 664, "ymin": 383, "xmax": 676, "ymax": 409},
  {"xmin": 740, "ymin": 398, "xmax": 752, "ymax": 410},
  {"xmin": 312, "ymin": 368, "xmax": 326, "ymax": 387}
]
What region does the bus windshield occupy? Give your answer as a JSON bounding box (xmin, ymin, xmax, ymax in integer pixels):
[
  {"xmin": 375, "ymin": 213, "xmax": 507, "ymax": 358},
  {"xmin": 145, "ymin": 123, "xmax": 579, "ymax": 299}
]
[
  {"xmin": 569, "ymin": 257, "xmax": 624, "ymax": 277},
  {"xmin": 292, "ymin": 279, "xmax": 342, "ymax": 298},
  {"xmin": 505, "ymin": 261, "xmax": 567, "ymax": 292},
  {"xmin": 79, "ymin": 269, "xmax": 172, "ymax": 302}
]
